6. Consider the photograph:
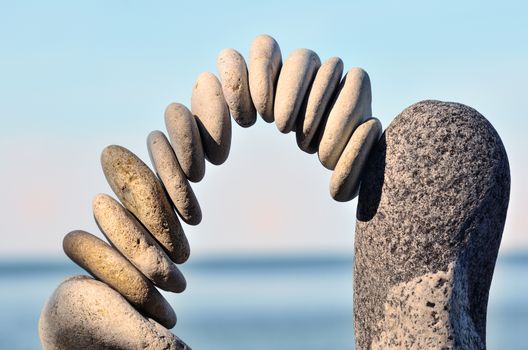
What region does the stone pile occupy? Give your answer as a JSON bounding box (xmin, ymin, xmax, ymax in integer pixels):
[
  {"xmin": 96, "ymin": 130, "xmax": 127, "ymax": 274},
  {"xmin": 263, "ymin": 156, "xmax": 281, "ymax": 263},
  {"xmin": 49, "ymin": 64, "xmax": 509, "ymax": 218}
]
[
  {"xmin": 39, "ymin": 34, "xmax": 510, "ymax": 350},
  {"xmin": 39, "ymin": 34, "xmax": 381, "ymax": 349}
]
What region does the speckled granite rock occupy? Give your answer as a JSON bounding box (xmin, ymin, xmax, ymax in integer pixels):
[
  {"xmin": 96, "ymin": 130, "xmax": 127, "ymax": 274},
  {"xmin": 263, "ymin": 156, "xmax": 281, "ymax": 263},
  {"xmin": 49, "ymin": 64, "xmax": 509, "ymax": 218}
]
[
  {"xmin": 39, "ymin": 276, "xmax": 190, "ymax": 350},
  {"xmin": 354, "ymin": 100, "xmax": 510, "ymax": 350}
]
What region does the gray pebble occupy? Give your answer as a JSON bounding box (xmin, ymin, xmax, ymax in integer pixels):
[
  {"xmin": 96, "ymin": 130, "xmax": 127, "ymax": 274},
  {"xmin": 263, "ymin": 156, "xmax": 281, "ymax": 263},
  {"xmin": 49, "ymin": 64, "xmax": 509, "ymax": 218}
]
[
  {"xmin": 39, "ymin": 276, "xmax": 190, "ymax": 349},
  {"xmin": 318, "ymin": 67, "xmax": 372, "ymax": 169},
  {"xmin": 354, "ymin": 100, "xmax": 510, "ymax": 349},
  {"xmin": 330, "ymin": 118, "xmax": 381, "ymax": 202},
  {"xmin": 62, "ymin": 230, "xmax": 177, "ymax": 328},
  {"xmin": 93, "ymin": 193, "xmax": 187, "ymax": 293},
  {"xmin": 101, "ymin": 145, "xmax": 190, "ymax": 263},
  {"xmin": 164, "ymin": 103, "xmax": 205, "ymax": 182},
  {"xmin": 248, "ymin": 34, "xmax": 282, "ymax": 123},
  {"xmin": 274, "ymin": 48, "xmax": 321, "ymax": 133},
  {"xmin": 191, "ymin": 72, "xmax": 232, "ymax": 165},
  {"xmin": 296, "ymin": 57, "xmax": 343, "ymax": 153},
  {"xmin": 217, "ymin": 48, "xmax": 256, "ymax": 127},
  {"xmin": 147, "ymin": 130, "xmax": 202, "ymax": 225}
]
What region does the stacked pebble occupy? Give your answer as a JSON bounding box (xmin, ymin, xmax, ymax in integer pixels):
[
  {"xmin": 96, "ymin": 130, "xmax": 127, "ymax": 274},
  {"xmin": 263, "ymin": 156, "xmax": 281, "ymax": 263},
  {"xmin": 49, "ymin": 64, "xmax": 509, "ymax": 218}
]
[{"xmin": 39, "ymin": 34, "xmax": 382, "ymax": 349}]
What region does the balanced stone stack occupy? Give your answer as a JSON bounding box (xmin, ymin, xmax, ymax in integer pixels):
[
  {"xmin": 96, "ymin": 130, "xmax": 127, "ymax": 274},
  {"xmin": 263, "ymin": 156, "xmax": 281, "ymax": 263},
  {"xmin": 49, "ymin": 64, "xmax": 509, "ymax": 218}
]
[
  {"xmin": 39, "ymin": 34, "xmax": 510, "ymax": 350},
  {"xmin": 39, "ymin": 34, "xmax": 380, "ymax": 349}
]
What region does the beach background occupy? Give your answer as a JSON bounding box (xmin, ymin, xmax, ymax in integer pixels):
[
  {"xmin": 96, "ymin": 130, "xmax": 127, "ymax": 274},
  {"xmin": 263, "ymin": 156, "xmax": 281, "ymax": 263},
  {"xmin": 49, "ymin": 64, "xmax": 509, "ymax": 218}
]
[{"xmin": 1, "ymin": 1, "xmax": 527, "ymax": 349}]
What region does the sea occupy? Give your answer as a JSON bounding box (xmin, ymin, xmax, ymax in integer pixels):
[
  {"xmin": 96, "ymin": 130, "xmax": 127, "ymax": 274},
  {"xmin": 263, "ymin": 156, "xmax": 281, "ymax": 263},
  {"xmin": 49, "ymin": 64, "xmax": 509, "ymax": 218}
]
[{"xmin": 0, "ymin": 254, "xmax": 527, "ymax": 350}]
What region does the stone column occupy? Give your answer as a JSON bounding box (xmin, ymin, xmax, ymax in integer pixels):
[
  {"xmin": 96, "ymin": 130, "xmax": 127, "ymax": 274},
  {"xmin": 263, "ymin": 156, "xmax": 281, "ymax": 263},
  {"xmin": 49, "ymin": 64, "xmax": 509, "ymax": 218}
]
[{"xmin": 354, "ymin": 100, "xmax": 510, "ymax": 349}]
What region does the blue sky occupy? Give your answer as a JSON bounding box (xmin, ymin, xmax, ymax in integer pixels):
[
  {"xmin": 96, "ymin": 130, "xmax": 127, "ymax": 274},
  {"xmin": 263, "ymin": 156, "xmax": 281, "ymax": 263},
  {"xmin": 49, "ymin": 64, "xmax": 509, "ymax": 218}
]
[{"xmin": 1, "ymin": 1, "xmax": 526, "ymax": 258}]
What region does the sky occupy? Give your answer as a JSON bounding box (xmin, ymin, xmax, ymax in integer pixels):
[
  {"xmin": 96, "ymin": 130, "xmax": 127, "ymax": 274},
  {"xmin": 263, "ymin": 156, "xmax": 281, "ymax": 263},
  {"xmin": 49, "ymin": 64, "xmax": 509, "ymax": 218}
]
[{"xmin": 0, "ymin": 0, "xmax": 526, "ymax": 259}]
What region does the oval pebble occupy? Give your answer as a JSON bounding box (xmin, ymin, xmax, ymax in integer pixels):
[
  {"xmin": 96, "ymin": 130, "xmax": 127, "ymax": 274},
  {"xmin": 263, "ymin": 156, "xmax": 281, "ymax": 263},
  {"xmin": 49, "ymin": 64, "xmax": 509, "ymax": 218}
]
[
  {"xmin": 217, "ymin": 48, "xmax": 256, "ymax": 127},
  {"xmin": 39, "ymin": 276, "xmax": 190, "ymax": 349},
  {"xmin": 248, "ymin": 34, "xmax": 282, "ymax": 123},
  {"xmin": 101, "ymin": 145, "xmax": 190, "ymax": 263},
  {"xmin": 296, "ymin": 57, "xmax": 344, "ymax": 153},
  {"xmin": 164, "ymin": 103, "xmax": 205, "ymax": 182},
  {"xmin": 147, "ymin": 130, "xmax": 202, "ymax": 225},
  {"xmin": 93, "ymin": 193, "xmax": 187, "ymax": 293},
  {"xmin": 330, "ymin": 118, "xmax": 382, "ymax": 201},
  {"xmin": 318, "ymin": 67, "xmax": 372, "ymax": 170},
  {"xmin": 191, "ymin": 72, "xmax": 232, "ymax": 165},
  {"xmin": 62, "ymin": 231, "xmax": 177, "ymax": 328},
  {"xmin": 274, "ymin": 48, "xmax": 321, "ymax": 133}
]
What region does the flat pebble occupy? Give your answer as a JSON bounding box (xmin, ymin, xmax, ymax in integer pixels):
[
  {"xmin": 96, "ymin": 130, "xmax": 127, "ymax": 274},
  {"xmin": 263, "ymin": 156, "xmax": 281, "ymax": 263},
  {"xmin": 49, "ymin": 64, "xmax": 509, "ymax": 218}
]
[
  {"xmin": 39, "ymin": 276, "xmax": 190, "ymax": 349},
  {"xmin": 164, "ymin": 103, "xmax": 205, "ymax": 182},
  {"xmin": 148, "ymin": 130, "xmax": 202, "ymax": 225},
  {"xmin": 330, "ymin": 118, "xmax": 382, "ymax": 201},
  {"xmin": 274, "ymin": 48, "xmax": 321, "ymax": 133},
  {"xmin": 318, "ymin": 67, "xmax": 372, "ymax": 169},
  {"xmin": 101, "ymin": 145, "xmax": 190, "ymax": 263},
  {"xmin": 191, "ymin": 72, "xmax": 231, "ymax": 165},
  {"xmin": 217, "ymin": 48, "xmax": 256, "ymax": 127},
  {"xmin": 93, "ymin": 193, "xmax": 187, "ymax": 293},
  {"xmin": 296, "ymin": 57, "xmax": 343, "ymax": 153},
  {"xmin": 248, "ymin": 34, "xmax": 282, "ymax": 123},
  {"xmin": 62, "ymin": 231, "xmax": 177, "ymax": 328}
]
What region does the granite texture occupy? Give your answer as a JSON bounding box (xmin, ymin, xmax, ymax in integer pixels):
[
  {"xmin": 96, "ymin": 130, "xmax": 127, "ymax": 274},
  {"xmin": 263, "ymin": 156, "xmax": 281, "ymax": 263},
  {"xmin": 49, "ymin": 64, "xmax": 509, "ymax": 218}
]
[{"xmin": 354, "ymin": 100, "xmax": 510, "ymax": 349}]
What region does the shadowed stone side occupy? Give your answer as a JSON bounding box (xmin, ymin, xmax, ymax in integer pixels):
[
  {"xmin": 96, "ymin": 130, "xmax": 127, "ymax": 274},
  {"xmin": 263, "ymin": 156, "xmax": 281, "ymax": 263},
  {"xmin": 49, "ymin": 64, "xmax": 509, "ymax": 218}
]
[{"xmin": 354, "ymin": 100, "xmax": 510, "ymax": 349}]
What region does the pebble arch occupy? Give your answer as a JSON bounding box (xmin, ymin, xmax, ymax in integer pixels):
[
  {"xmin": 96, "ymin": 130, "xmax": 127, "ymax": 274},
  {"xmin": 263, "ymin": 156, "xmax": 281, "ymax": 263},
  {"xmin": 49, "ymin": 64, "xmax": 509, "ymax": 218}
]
[{"xmin": 39, "ymin": 34, "xmax": 382, "ymax": 349}]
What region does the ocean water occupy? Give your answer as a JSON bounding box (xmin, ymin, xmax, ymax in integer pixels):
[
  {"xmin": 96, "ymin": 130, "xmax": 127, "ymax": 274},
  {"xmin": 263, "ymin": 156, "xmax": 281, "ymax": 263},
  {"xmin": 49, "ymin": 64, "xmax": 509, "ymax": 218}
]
[{"xmin": 0, "ymin": 255, "xmax": 526, "ymax": 350}]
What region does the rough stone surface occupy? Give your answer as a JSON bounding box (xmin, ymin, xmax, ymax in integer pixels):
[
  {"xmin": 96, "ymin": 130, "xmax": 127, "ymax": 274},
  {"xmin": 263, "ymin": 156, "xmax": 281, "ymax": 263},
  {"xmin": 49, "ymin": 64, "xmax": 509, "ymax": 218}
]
[
  {"xmin": 62, "ymin": 231, "xmax": 176, "ymax": 328},
  {"xmin": 248, "ymin": 34, "xmax": 282, "ymax": 123},
  {"xmin": 330, "ymin": 118, "xmax": 381, "ymax": 202},
  {"xmin": 164, "ymin": 103, "xmax": 205, "ymax": 182},
  {"xmin": 39, "ymin": 276, "xmax": 190, "ymax": 350},
  {"xmin": 318, "ymin": 67, "xmax": 372, "ymax": 170},
  {"xmin": 274, "ymin": 48, "xmax": 321, "ymax": 133},
  {"xmin": 354, "ymin": 100, "xmax": 510, "ymax": 350},
  {"xmin": 93, "ymin": 194, "xmax": 186, "ymax": 293},
  {"xmin": 191, "ymin": 72, "xmax": 232, "ymax": 165},
  {"xmin": 101, "ymin": 145, "xmax": 189, "ymax": 263},
  {"xmin": 147, "ymin": 130, "xmax": 202, "ymax": 225},
  {"xmin": 217, "ymin": 48, "xmax": 256, "ymax": 127},
  {"xmin": 296, "ymin": 56, "xmax": 343, "ymax": 153}
]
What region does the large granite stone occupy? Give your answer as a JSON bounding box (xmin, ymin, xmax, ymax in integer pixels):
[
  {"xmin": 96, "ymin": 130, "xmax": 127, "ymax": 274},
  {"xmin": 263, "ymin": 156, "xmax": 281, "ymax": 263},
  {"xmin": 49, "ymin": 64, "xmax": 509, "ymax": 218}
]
[{"xmin": 354, "ymin": 100, "xmax": 510, "ymax": 349}]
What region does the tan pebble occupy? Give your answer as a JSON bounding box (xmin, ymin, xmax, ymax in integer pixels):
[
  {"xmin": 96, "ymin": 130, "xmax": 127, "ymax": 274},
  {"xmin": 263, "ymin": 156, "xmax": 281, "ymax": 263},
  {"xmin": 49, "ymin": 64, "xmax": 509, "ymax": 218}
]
[
  {"xmin": 147, "ymin": 130, "xmax": 202, "ymax": 225},
  {"xmin": 296, "ymin": 57, "xmax": 344, "ymax": 153},
  {"xmin": 248, "ymin": 34, "xmax": 282, "ymax": 123},
  {"xmin": 101, "ymin": 145, "xmax": 190, "ymax": 263},
  {"xmin": 62, "ymin": 231, "xmax": 177, "ymax": 328},
  {"xmin": 164, "ymin": 103, "xmax": 205, "ymax": 182},
  {"xmin": 39, "ymin": 276, "xmax": 190, "ymax": 349},
  {"xmin": 318, "ymin": 67, "xmax": 372, "ymax": 169},
  {"xmin": 93, "ymin": 194, "xmax": 186, "ymax": 293},
  {"xmin": 274, "ymin": 48, "xmax": 321, "ymax": 133},
  {"xmin": 217, "ymin": 48, "xmax": 256, "ymax": 127},
  {"xmin": 330, "ymin": 118, "xmax": 382, "ymax": 201},
  {"xmin": 191, "ymin": 72, "xmax": 232, "ymax": 165}
]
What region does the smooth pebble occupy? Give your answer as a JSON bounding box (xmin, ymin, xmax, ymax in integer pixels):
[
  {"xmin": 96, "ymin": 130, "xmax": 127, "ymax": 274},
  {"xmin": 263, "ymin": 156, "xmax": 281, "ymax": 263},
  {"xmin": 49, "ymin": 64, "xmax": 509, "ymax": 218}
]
[
  {"xmin": 318, "ymin": 67, "xmax": 372, "ymax": 169},
  {"xmin": 147, "ymin": 130, "xmax": 202, "ymax": 225},
  {"xmin": 93, "ymin": 193, "xmax": 187, "ymax": 293},
  {"xmin": 164, "ymin": 103, "xmax": 205, "ymax": 182},
  {"xmin": 217, "ymin": 48, "xmax": 256, "ymax": 127},
  {"xmin": 296, "ymin": 57, "xmax": 344, "ymax": 153},
  {"xmin": 274, "ymin": 48, "xmax": 321, "ymax": 133},
  {"xmin": 62, "ymin": 231, "xmax": 177, "ymax": 328},
  {"xmin": 101, "ymin": 145, "xmax": 190, "ymax": 263},
  {"xmin": 191, "ymin": 72, "xmax": 232, "ymax": 165},
  {"xmin": 330, "ymin": 118, "xmax": 382, "ymax": 201},
  {"xmin": 248, "ymin": 34, "xmax": 282, "ymax": 123}
]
